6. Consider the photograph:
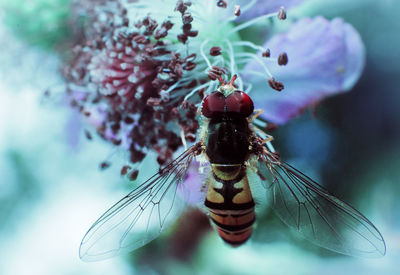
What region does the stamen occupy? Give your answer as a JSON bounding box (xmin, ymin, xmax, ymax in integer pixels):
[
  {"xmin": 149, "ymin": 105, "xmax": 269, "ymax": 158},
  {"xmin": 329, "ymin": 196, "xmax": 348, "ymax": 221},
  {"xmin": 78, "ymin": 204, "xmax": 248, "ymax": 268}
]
[
  {"xmin": 229, "ymin": 11, "xmax": 278, "ymax": 35},
  {"xmin": 206, "ymin": 80, "xmax": 218, "ymax": 95},
  {"xmin": 234, "ymin": 5, "xmax": 241, "ymax": 17},
  {"xmin": 277, "ymin": 6, "xmax": 287, "ymax": 20},
  {"xmin": 224, "ymin": 39, "xmax": 236, "ymax": 76},
  {"xmin": 216, "ymin": 0, "xmax": 227, "ymax": 8},
  {"xmin": 235, "ymin": 52, "xmax": 273, "ymax": 78},
  {"xmin": 200, "ymin": 39, "xmax": 212, "ymax": 69},
  {"xmin": 232, "ymin": 41, "xmax": 265, "ymax": 52},
  {"xmin": 241, "ymin": 69, "xmax": 266, "ymax": 78},
  {"xmin": 162, "ymin": 80, "xmax": 182, "ymax": 95},
  {"xmin": 244, "ymin": 83, "xmax": 252, "ymax": 94},
  {"xmin": 268, "ymin": 77, "xmax": 284, "ymax": 91},
  {"xmin": 183, "ymin": 82, "xmax": 211, "ymax": 101},
  {"xmin": 225, "ymin": 0, "xmax": 257, "ymax": 22},
  {"xmin": 262, "ymin": 49, "xmax": 271, "ymax": 58},
  {"xmin": 208, "ymin": 66, "xmax": 228, "ymax": 81},
  {"xmin": 236, "ymin": 75, "xmax": 244, "ymax": 91},
  {"xmin": 211, "ymin": 55, "xmax": 225, "ymax": 68},
  {"xmin": 210, "ymin": 46, "xmax": 222, "ymax": 56},
  {"xmin": 277, "ymin": 52, "xmax": 288, "ymax": 66}
]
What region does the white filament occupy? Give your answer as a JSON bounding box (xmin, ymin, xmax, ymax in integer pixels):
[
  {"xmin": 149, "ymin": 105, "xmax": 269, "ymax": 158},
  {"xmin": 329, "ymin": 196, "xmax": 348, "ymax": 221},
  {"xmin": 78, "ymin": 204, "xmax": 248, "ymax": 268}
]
[
  {"xmin": 200, "ymin": 39, "xmax": 212, "ymax": 69},
  {"xmin": 232, "ymin": 41, "xmax": 265, "ymax": 52},
  {"xmin": 229, "ymin": 12, "xmax": 277, "ymax": 34},
  {"xmin": 235, "ymin": 52, "xmax": 273, "ymax": 78},
  {"xmin": 224, "ymin": 39, "xmax": 236, "ymax": 77},
  {"xmin": 183, "ymin": 82, "xmax": 211, "ymax": 101}
]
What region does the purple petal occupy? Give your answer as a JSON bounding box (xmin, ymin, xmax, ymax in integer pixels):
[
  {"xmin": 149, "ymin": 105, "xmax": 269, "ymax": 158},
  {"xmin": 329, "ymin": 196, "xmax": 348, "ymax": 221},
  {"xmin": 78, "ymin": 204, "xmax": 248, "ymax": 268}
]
[
  {"xmin": 242, "ymin": 17, "xmax": 366, "ymax": 124},
  {"xmin": 65, "ymin": 109, "xmax": 82, "ymax": 151},
  {"xmin": 178, "ymin": 160, "xmax": 209, "ymax": 206},
  {"xmin": 237, "ymin": 0, "xmax": 305, "ymax": 21}
]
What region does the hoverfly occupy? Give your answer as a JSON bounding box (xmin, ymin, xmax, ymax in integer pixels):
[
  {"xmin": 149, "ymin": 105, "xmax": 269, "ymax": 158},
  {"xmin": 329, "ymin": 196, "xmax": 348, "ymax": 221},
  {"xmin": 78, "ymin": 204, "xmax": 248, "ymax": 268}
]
[{"xmin": 80, "ymin": 75, "xmax": 386, "ymax": 261}]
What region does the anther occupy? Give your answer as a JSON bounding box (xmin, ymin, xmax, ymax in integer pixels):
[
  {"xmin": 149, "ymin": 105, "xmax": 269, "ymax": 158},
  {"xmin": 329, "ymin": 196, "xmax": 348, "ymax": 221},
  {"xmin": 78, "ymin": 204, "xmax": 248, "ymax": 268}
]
[
  {"xmin": 182, "ymin": 13, "xmax": 193, "ymax": 24},
  {"xmin": 178, "ymin": 34, "xmax": 188, "ymax": 44},
  {"xmin": 188, "ymin": 30, "xmax": 198, "ymax": 37},
  {"xmin": 120, "ymin": 165, "xmax": 131, "ymax": 176},
  {"xmin": 208, "ymin": 72, "xmax": 218, "ymax": 81},
  {"xmin": 210, "ymin": 46, "xmax": 222, "ymax": 56},
  {"xmin": 262, "ymin": 49, "xmax": 271, "ymax": 58},
  {"xmin": 217, "ymin": 0, "xmax": 227, "ymax": 8},
  {"xmin": 183, "ymin": 61, "xmax": 196, "ymax": 70},
  {"xmin": 184, "ymin": 53, "xmax": 196, "ymax": 63},
  {"xmin": 234, "ymin": 5, "xmax": 241, "ymax": 16},
  {"xmin": 129, "ymin": 169, "xmax": 139, "ymax": 181},
  {"xmin": 208, "ymin": 66, "xmax": 227, "ymax": 81},
  {"xmin": 268, "ymin": 77, "xmax": 284, "ymax": 92},
  {"xmin": 162, "ymin": 21, "xmax": 174, "ymax": 30},
  {"xmin": 100, "ymin": 161, "xmax": 111, "ymax": 170},
  {"xmin": 277, "ymin": 7, "xmax": 286, "ymax": 20},
  {"xmin": 175, "ymin": 0, "xmax": 187, "ymax": 14},
  {"xmin": 84, "ymin": 129, "xmax": 92, "ymax": 140},
  {"xmin": 278, "ymin": 52, "xmax": 288, "ymax": 66}
]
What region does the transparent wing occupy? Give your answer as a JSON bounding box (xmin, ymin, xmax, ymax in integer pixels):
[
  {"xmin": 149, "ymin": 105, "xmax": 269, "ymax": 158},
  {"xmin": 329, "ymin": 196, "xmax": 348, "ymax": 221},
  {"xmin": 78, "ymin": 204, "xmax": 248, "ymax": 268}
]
[
  {"xmin": 257, "ymin": 146, "xmax": 386, "ymax": 257},
  {"xmin": 79, "ymin": 144, "xmax": 200, "ymax": 261}
]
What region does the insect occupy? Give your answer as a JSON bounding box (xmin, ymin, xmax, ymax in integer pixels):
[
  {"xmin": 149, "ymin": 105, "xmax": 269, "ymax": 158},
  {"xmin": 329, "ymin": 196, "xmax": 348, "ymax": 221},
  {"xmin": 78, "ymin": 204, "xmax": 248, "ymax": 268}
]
[{"xmin": 79, "ymin": 75, "xmax": 386, "ymax": 261}]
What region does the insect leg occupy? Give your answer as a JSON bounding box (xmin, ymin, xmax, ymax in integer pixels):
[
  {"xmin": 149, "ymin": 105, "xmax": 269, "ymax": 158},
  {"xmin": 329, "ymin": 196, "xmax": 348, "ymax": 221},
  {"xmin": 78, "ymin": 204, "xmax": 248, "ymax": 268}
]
[
  {"xmin": 180, "ymin": 126, "xmax": 188, "ymax": 151},
  {"xmin": 253, "ymin": 127, "xmax": 275, "ymax": 152},
  {"xmin": 248, "ymin": 109, "xmax": 264, "ymax": 122}
]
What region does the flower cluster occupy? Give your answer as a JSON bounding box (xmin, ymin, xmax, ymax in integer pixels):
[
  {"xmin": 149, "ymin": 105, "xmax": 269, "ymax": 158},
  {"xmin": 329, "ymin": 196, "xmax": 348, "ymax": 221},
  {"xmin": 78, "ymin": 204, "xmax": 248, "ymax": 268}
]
[
  {"xmin": 63, "ymin": 0, "xmax": 365, "ymax": 172},
  {"xmin": 65, "ymin": 0, "xmax": 202, "ymax": 167}
]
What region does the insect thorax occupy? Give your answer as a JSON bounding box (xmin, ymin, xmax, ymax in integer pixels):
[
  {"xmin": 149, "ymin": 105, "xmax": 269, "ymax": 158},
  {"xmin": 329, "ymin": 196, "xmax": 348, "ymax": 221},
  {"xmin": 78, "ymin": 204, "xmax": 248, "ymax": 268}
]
[{"xmin": 205, "ymin": 116, "xmax": 250, "ymax": 164}]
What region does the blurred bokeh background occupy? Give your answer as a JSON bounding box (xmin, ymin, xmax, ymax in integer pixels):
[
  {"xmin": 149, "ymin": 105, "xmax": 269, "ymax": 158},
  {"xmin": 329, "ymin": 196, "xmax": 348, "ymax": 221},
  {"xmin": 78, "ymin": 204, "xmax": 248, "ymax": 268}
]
[{"xmin": 0, "ymin": 0, "xmax": 399, "ymax": 274}]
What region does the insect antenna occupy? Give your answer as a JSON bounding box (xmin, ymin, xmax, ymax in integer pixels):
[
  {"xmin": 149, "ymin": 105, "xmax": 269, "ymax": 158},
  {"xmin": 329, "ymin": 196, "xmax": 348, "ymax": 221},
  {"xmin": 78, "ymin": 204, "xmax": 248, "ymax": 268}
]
[
  {"xmin": 229, "ymin": 74, "xmax": 238, "ymax": 86},
  {"xmin": 218, "ymin": 75, "xmax": 225, "ymax": 85}
]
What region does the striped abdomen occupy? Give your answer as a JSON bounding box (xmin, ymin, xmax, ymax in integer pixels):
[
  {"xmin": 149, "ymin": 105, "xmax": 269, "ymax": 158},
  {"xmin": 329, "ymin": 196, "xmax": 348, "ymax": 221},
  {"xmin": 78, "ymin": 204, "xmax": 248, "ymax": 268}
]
[{"xmin": 205, "ymin": 164, "xmax": 255, "ymax": 246}]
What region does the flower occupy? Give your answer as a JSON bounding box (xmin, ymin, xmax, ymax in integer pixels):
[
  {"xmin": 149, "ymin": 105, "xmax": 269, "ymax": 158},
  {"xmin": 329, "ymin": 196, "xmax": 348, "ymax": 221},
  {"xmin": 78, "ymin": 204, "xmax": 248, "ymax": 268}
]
[
  {"xmin": 63, "ymin": 0, "xmax": 365, "ymax": 174},
  {"xmin": 242, "ymin": 16, "xmax": 365, "ymax": 124}
]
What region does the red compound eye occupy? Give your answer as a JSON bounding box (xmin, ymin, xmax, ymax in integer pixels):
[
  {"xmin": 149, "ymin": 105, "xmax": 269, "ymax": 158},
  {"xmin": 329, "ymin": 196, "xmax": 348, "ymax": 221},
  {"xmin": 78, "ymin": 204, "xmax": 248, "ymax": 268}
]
[
  {"xmin": 226, "ymin": 90, "xmax": 254, "ymax": 117},
  {"xmin": 201, "ymin": 91, "xmax": 226, "ymax": 118}
]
